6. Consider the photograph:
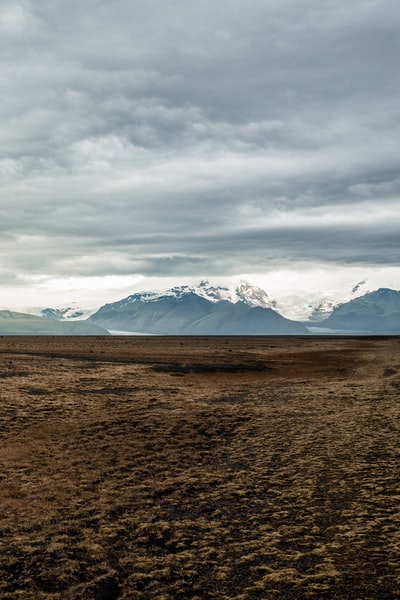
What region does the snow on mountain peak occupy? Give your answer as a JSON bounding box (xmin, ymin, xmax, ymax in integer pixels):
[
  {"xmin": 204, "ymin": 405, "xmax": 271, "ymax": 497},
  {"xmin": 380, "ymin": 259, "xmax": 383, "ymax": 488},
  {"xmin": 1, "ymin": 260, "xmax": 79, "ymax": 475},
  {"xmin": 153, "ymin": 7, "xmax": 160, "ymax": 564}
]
[
  {"xmin": 193, "ymin": 281, "xmax": 232, "ymax": 303},
  {"xmin": 35, "ymin": 304, "xmax": 97, "ymax": 321},
  {"xmin": 235, "ymin": 281, "xmax": 277, "ymax": 309},
  {"xmin": 194, "ymin": 279, "xmax": 276, "ymax": 308},
  {"xmin": 114, "ymin": 280, "xmax": 276, "ymax": 309},
  {"xmin": 308, "ymin": 280, "xmax": 372, "ymax": 322}
]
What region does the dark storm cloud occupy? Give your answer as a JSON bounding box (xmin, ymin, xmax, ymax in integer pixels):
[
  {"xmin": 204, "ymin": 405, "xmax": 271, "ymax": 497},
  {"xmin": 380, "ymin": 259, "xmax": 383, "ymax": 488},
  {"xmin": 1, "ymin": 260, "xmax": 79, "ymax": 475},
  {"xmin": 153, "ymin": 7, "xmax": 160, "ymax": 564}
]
[{"xmin": 1, "ymin": 0, "xmax": 399, "ymax": 282}]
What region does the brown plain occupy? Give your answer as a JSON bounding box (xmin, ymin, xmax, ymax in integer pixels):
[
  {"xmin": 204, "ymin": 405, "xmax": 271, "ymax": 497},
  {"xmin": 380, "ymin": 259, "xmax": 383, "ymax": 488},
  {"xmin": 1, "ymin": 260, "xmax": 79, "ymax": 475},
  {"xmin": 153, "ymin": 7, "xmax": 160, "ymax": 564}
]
[{"xmin": 1, "ymin": 336, "xmax": 400, "ymax": 599}]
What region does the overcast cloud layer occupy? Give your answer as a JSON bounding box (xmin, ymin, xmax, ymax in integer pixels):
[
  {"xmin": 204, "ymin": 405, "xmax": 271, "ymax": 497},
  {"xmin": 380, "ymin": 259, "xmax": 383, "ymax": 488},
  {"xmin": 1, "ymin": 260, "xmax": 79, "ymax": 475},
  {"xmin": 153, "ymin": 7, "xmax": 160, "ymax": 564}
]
[{"xmin": 1, "ymin": 0, "xmax": 400, "ymax": 306}]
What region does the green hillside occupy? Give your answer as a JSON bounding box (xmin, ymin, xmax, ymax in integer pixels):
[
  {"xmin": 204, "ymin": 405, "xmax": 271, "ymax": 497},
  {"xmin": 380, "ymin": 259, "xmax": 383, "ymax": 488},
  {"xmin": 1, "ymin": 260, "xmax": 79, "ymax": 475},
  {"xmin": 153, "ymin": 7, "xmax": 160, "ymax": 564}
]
[{"xmin": 0, "ymin": 311, "xmax": 109, "ymax": 335}]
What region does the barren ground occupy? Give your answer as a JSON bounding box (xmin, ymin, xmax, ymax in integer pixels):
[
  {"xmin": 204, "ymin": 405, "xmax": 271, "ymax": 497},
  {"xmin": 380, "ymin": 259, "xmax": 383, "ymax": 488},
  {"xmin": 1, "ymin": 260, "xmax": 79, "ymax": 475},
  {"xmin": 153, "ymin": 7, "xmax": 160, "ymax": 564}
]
[{"xmin": 0, "ymin": 336, "xmax": 400, "ymax": 599}]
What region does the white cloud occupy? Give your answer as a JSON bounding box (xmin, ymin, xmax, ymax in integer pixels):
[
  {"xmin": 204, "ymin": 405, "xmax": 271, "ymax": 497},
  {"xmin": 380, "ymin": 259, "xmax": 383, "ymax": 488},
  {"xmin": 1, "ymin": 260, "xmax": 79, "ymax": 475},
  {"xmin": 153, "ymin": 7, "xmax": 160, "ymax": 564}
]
[{"xmin": 0, "ymin": 4, "xmax": 30, "ymax": 36}]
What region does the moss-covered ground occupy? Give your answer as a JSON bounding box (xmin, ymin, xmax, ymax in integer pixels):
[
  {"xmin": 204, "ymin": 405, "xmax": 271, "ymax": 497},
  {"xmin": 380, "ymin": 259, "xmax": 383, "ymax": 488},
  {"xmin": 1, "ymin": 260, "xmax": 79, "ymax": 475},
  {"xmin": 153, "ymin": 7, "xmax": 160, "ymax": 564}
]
[{"xmin": 1, "ymin": 336, "xmax": 400, "ymax": 599}]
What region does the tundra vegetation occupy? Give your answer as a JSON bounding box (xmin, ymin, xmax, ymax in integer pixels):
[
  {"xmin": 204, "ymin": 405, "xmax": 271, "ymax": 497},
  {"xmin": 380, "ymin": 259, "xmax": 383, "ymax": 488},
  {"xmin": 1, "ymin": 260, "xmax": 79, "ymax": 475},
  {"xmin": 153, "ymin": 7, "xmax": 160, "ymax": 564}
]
[{"xmin": 1, "ymin": 336, "xmax": 400, "ymax": 599}]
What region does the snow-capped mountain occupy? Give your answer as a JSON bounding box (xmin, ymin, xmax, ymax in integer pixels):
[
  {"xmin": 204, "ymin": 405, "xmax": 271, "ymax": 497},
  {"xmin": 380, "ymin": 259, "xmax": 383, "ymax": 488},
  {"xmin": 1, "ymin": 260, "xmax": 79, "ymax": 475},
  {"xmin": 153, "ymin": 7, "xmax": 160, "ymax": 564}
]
[
  {"xmin": 308, "ymin": 280, "xmax": 371, "ymax": 322},
  {"xmin": 103, "ymin": 280, "xmax": 277, "ymax": 310},
  {"xmin": 41, "ymin": 307, "xmax": 86, "ymax": 320},
  {"xmin": 319, "ymin": 288, "xmax": 400, "ymax": 333},
  {"xmin": 28, "ymin": 304, "xmax": 97, "ymax": 321},
  {"xmin": 255, "ymin": 280, "xmax": 375, "ymax": 322},
  {"xmin": 88, "ymin": 281, "xmax": 306, "ymax": 335}
]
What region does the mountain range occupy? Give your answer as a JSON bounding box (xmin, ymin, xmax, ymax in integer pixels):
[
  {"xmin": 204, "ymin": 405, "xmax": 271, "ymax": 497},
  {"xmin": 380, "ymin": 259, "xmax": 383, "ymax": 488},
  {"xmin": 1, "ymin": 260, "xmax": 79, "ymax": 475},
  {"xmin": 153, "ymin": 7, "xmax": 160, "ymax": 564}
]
[
  {"xmin": 86, "ymin": 281, "xmax": 400, "ymax": 335},
  {"xmin": 1, "ymin": 281, "xmax": 399, "ymax": 335}
]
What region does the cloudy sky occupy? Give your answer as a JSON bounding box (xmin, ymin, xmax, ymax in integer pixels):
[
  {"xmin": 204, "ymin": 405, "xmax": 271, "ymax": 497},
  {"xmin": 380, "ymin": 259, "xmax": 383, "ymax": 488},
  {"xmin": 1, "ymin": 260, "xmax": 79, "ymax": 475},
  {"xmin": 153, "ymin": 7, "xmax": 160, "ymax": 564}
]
[{"xmin": 1, "ymin": 0, "xmax": 400, "ymax": 310}]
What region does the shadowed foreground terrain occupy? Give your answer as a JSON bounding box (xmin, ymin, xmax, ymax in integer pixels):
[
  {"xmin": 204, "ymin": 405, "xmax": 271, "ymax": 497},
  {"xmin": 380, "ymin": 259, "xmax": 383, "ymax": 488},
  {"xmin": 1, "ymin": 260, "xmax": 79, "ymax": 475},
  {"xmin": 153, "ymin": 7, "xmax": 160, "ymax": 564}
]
[{"xmin": 1, "ymin": 336, "xmax": 400, "ymax": 599}]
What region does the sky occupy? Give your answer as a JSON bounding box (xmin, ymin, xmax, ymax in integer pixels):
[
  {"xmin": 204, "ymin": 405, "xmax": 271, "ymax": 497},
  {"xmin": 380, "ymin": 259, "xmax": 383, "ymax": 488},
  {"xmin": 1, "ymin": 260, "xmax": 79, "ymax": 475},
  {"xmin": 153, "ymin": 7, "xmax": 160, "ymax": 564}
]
[{"xmin": 1, "ymin": 0, "xmax": 400, "ymax": 311}]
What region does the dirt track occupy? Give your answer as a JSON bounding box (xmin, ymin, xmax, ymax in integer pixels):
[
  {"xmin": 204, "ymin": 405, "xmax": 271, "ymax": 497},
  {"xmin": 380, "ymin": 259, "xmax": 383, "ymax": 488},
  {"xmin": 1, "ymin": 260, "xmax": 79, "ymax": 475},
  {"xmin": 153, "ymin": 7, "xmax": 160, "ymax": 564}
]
[{"xmin": 1, "ymin": 336, "xmax": 400, "ymax": 599}]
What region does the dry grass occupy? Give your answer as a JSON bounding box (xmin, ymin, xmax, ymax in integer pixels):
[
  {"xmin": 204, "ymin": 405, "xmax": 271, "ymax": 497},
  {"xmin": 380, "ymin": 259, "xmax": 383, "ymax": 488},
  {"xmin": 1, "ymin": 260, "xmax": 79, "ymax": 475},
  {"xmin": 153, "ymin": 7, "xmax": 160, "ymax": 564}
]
[{"xmin": 0, "ymin": 336, "xmax": 400, "ymax": 599}]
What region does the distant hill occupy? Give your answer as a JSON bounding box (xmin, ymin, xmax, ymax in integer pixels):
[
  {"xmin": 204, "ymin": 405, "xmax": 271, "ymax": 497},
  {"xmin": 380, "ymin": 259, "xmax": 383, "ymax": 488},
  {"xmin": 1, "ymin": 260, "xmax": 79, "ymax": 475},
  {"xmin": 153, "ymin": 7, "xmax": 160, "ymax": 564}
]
[
  {"xmin": 89, "ymin": 287, "xmax": 307, "ymax": 335},
  {"xmin": 0, "ymin": 311, "xmax": 108, "ymax": 335},
  {"xmin": 319, "ymin": 288, "xmax": 400, "ymax": 333}
]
